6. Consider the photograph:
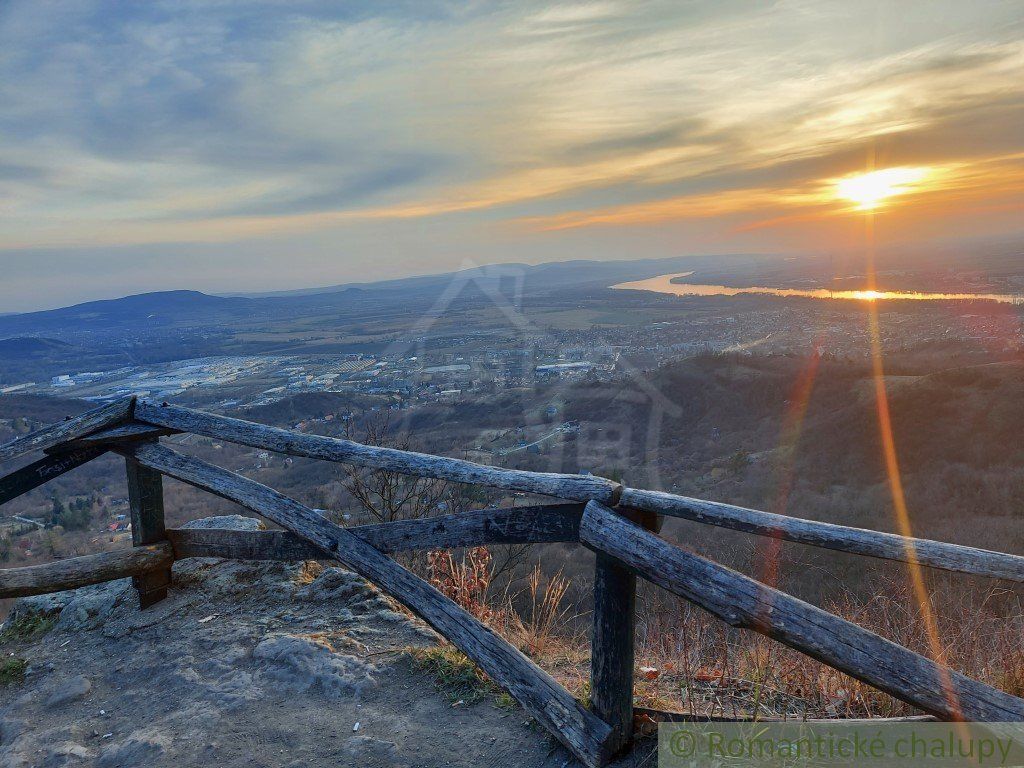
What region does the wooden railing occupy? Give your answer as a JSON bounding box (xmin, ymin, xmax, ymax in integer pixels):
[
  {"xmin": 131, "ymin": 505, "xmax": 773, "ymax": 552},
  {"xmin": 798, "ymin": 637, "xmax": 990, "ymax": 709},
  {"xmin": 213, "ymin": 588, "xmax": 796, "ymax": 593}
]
[{"xmin": 2, "ymin": 396, "xmax": 1023, "ymax": 766}]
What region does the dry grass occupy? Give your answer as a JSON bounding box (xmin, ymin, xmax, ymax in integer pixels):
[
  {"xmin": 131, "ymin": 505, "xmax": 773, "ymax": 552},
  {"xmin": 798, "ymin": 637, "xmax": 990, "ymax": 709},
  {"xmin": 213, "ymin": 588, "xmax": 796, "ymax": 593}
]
[
  {"xmin": 417, "ymin": 548, "xmax": 590, "ymax": 706},
  {"xmin": 427, "ymin": 547, "xmax": 494, "ymax": 621},
  {"xmin": 632, "ymin": 583, "xmax": 1024, "ymax": 719},
  {"xmin": 418, "ymin": 545, "xmax": 1024, "ymax": 721}
]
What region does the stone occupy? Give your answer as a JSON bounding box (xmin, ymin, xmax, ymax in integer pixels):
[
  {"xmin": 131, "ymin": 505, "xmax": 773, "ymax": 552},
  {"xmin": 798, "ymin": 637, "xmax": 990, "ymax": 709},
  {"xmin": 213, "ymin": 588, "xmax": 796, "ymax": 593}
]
[
  {"xmin": 252, "ymin": 633, "xmax": 376, "ymax": 700},
  {"xmin": 44, "ymin": 676, "xmax": 92, "ymax": 707},
  {"xmin": 4, "ymin": 580, "xmax": 131, "ymax": 635},
  {"xmin": 296, "ymin": 567, "xmax": 379, "ymax": 607},
  {"xmin": 96, "ymin": 731, "xmax": 167, "ymax": 767},
  {"xmin": 180, "ymin": 515, "xmax": 266, "ymax": 531},
  {"xmin": 54, "ymin": 581, "xmax": 131, "ymax": 632},
  {"xmin": 41, "ymin": 741, "xmax": 91, "ymax": 767}
]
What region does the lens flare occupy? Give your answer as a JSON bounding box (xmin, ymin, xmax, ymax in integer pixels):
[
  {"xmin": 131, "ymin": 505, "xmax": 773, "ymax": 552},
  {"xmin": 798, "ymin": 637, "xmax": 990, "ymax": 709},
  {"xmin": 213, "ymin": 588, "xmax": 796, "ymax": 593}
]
[
  {"xmin": 835, "ymin": 167, "xmax": 930, "ymax": 210},
  {"xmin": 756, "ymin": 343, "xmax": 823, "ymax": 593},
  {"xmin": 860, "ymin": 211, "xmax": 963, "ymax": 719}
]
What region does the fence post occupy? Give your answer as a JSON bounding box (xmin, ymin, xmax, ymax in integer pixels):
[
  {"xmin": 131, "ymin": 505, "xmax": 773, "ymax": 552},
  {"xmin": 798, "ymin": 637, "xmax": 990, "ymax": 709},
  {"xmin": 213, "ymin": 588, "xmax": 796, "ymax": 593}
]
[
  {"xmin": 589, "ymin": 507, "xmax": 662, "ymax": 756},
  {"xmin": 126, "ymin": 453, "xmax": 170, "ymax": 608}
]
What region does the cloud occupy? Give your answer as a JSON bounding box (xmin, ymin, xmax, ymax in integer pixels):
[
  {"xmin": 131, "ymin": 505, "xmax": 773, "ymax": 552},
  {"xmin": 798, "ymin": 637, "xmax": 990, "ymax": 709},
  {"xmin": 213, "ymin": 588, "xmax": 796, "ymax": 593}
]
[{"xmin": 0, "ymin": 0, "xmax": 1022, "ymax": 307}]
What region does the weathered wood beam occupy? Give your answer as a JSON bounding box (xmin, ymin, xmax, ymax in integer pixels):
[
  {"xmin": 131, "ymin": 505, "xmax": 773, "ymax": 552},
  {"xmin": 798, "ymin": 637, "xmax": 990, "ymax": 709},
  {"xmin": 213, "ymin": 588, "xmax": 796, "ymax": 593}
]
[
  {"xmin": 0, "ymin": 397, "xmax": 133, "ymax": 466},
  {"xmin": 121, "ymin": 442, "xmax": 615, "ymax": 767},
  {"xmin": 622, "ymin": 488, "xmax": 1024, "ymax": 583},
  {"xmin": 590, "ymin": 553, "xmax": 635, "ymax": 753},
  {"xmin": 0, "ymin": 446, "xmax": 106, "ymax": 507},
  {"xmin": 590, "ymin": 509, "xmax": 659, "ymax": 755},
  {"xmin": 166, "ymin": 503, "xmax": 583, "ymax": 560},
  {"xmin": 0, "ymin": 543, "xmax": 173, "ymax": 598},
  {"xmin": 580, "ymin": 501, "xmax": 1024, "ymax": 722},
  {"xmin": 132, "ymin": 400, "xmax": 1024, "ymax": 584},
  {"xmin": 356, "ymin": 503, "xmax": 582, "ymax": 552},
  {"xmin": 46, "ymin": 423, "xmax": 178, "ymax": 453},
  {"xmin": 126, "ymin": 455, "xmax": 171, "ymax": 608},
  {"xmin": 133, "ymin": 400, "xmax": 621, "ymax": 504},
  {"xmin": 167, "ymin": 528, "xmax": 320, "ymax": 561}
]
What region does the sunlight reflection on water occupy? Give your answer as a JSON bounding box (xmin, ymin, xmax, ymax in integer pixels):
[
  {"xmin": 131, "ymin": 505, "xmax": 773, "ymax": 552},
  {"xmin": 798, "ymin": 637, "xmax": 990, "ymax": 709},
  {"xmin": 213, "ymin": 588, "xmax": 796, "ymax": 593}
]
[{"xmin": 612, "ymin": 272, "xmax": 1022, "ymax": 304}]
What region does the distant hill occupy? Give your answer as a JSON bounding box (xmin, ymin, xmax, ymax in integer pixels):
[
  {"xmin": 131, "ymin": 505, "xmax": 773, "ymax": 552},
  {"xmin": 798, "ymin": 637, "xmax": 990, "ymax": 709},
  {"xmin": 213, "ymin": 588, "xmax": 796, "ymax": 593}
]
[
  {"xmin": 238, "ymin": 254, "xmax": 775, "ymax": 300},
  {"xmin": 0, "ymin": 334, "xmax": 133, "ymax": 382},
  {"xmin": 0, "ymin": 337, "xmax": 74, "ymax": 357},
  {"xmin": 0, "ymin": 255, "xmax": 782, "ymax": 340},
  {"xmin": 0, "ymin": 290, "xmax": 261, "ymax": 336}
]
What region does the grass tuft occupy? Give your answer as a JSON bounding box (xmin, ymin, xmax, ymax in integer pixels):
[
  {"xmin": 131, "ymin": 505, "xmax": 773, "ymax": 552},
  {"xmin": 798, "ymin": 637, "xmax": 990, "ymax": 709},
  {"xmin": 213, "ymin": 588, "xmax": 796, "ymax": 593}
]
[
  {"xmin": 0, "ymin": 614, "xmax": 55, "ymax": 644},
  {"xmin": 405, "ymin": 645, "xmax": 504, "ymax": 705},
  {"xmin": 0, "ymin": 658, "xmax": 27, "ymax": 686}
]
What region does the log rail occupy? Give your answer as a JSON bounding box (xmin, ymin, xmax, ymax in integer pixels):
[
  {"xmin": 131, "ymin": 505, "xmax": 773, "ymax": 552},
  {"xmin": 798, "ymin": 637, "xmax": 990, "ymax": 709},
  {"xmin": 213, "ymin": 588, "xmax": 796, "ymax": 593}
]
[{"xmin": 0, "ymin": 397, "xmax": 1022, "ymax": 766}]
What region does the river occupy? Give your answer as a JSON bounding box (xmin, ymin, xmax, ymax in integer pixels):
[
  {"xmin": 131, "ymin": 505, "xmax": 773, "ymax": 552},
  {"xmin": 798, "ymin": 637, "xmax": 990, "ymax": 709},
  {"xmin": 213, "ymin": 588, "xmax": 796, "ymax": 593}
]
[{"xmin": 611, "ymin": 272, "xmax": 1022, "ymax": 304}]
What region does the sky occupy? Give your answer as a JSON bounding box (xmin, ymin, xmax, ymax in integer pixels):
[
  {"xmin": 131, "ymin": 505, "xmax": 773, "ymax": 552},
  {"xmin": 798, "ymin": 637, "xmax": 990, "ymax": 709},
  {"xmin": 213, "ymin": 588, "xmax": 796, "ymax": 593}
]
[{"xmin": 1, "ymin": 0, "xmax": 1023, "ymax": 311}]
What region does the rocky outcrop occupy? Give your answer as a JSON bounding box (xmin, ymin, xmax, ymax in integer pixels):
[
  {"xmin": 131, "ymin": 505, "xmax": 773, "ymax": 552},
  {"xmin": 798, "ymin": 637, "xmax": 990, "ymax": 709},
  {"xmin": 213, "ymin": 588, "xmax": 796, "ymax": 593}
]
[{"xmin": 0, "ymin": 516, "xmax": 648, "ymax": 767}]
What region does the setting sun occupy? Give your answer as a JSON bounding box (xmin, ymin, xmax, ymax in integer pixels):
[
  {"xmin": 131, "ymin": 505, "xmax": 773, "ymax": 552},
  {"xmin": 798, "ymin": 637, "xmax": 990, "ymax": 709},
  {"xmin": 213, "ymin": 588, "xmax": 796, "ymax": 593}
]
[{"xmin": 835, "ymin": 167, "xmax": 930, "ymax": 210}]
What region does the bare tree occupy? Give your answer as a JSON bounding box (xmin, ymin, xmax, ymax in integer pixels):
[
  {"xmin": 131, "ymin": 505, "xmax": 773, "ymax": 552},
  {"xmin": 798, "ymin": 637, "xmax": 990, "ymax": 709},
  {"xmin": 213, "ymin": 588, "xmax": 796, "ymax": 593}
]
[
  {"xmin": 340, "ymin": 412, "xmax": 532, "ymax": 587},
  {"xmin": 340, "ymin": 412, "xmax": 450, "ymax": 525}
]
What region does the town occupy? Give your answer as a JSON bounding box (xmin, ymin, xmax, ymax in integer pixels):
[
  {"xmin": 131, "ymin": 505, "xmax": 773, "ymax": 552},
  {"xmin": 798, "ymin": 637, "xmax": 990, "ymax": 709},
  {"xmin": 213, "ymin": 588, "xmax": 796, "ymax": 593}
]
[{"xmin": 4, "ymin": 294, "xmax": 1018, "ymax": 412}]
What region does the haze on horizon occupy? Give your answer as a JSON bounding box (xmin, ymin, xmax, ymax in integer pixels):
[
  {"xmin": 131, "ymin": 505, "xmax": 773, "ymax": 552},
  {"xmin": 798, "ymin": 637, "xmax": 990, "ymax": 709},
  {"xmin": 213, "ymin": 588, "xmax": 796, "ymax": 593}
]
[{"xmin": 1, "ymin": 1, "xmax": 1023, "ymax": 311}]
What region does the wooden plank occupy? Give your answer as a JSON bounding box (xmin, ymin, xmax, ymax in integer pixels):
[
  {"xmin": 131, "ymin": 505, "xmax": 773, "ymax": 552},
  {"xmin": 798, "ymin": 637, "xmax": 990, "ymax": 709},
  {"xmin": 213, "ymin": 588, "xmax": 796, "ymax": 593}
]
[
  {"xmin": 46, "ymin": 423, "xmax": 178, "ymax": 453},
  {"xmin": 590, "ymin": 551, "xmax": 635, "ymax": 754},
  {"xmin": 589, "ymin": 509, "xmax": 658, "ymax": 755},
  {"xmin": 166, "ymin": 503, "xmax": 583, "ymax": 560},
  {"xmin": 358, "ymin": 503, "xmax": 581, "ymax": 552},
  {"xmin": 580, "ymin": 501, "xmax": 1024, "ymax": 723},
  {"xmin": 133, "ymin": 400, "xmax": 621, "ymax": 504},
  {"xmin": 0, "ymin": 446, "xmax": 106, "ymax": 507},
  {"xmin": 622, "ymin": 488, "xmax": 1024, "ymax": 583},
  {"xmin": 0, "ymin": 397, "xmax": 133, "ymax": 466},
  {"xmin": 126, "ymin": 455, "xmax": 171, "ymax": 608},
  {"xmin": 122, "ymin": 442, "xmax": 615, "ymax": 767},
  {"xmin": 0, "ymin": 543, "xmax": 173, "ymax": 598},
  {"xmin": 130, "ymin": 400, "xmax": 1024, "ymax": 584},
  {"xmin": 168, "ymin": 528, "xmax": 321, "ymax": 561}
]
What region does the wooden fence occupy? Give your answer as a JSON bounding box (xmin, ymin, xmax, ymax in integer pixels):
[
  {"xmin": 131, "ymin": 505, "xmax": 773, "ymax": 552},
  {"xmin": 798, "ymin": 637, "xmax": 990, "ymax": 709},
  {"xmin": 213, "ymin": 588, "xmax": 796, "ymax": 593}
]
[{"xmin": 2, "ymin": 396, "xmax": 1024, "ymax": 765}]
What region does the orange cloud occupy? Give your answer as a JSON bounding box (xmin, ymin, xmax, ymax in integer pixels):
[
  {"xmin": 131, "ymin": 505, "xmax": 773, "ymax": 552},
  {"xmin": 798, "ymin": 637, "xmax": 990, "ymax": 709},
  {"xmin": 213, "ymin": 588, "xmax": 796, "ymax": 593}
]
[{"xmin": 509, "ymin": 154, "xmax": 1024, "ymax": 234}]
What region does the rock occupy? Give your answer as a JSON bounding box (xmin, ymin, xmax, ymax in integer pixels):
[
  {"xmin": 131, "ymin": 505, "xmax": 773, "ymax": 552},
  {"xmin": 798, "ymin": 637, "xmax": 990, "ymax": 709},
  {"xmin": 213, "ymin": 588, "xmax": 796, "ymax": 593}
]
[
  {"xmin": 413, "ymin": 625, "xmax": 442, "ymax": 643},
  {"xmin": 25, "ymin": 661, "xmax": 55, "ymax": 678},
  {"xmin": 54, "ymin": 581, "xmax": 131, "ymax": 632},
  {"xmin": 41, "ymin": 741, "xmax": 91, "ymax": 767},
  {"xmin": 296, "ymin": 567, "xmax": 379, "ymax": 607},
  {"xmin": 44, "ymin": 676, "xmax": 92, "ymax": 707},
  {"xmin": 172, "ymin": 559, "xmax": 303, "ymax": 599},
  {"xmin": 180, "ymin": 515, "xmax": 265, "ymax": 531},
  {"xmin": 4, "ymin": 580, "xmax": 130, "ymax": 635},
  {"xmin": 96, "ymin": 731, "xmax": 167, "ymax": 767},
  {"xmin": 0, "ymin": 717, "xmax": 26, "ymax": 745},
  {"xmin": 252, "ymin": 633, "xmax": 376, "ymax": 700},
  {"xmin": 5, "ymin": 592, "xmax": 68, "ymax": 625}
]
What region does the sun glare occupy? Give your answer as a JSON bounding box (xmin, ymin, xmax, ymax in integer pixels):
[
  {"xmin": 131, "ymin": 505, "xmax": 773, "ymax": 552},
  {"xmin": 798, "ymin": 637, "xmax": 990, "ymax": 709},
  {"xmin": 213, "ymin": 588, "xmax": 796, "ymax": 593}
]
[{"xmin": 835, "ymin": 167, "xmax": 929, "ymax": 210}]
